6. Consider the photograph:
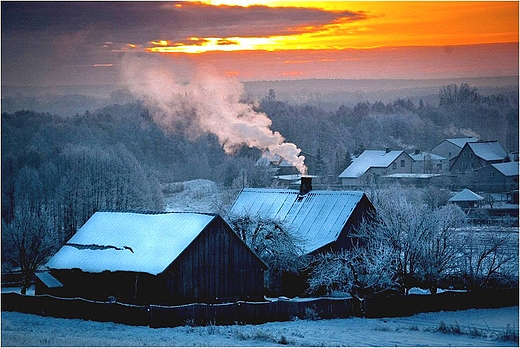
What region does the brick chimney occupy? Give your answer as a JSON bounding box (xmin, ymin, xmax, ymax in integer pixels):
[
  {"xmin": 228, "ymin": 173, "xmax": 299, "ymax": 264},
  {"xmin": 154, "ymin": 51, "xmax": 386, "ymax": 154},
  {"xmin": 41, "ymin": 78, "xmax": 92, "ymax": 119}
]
[{"xmin": 299, "ymin": 176, "xmax": 312, "ymax": 195}]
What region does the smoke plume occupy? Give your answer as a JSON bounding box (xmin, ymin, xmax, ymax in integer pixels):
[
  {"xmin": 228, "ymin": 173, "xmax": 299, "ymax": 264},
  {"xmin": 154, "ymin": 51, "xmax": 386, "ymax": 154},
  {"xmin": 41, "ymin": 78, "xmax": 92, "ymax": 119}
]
[{"xmin": 119, "ymin": 54, "xmax": 306, "ymax": 174}]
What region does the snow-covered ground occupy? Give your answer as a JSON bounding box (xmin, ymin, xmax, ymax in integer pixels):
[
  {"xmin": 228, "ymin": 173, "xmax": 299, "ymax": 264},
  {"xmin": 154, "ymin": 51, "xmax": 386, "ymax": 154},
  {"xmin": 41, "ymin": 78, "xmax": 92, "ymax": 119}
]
[
  {"xmin": 2, "ymin": 306, "xmax": 518, "ymax": 346},
  {"xmin": 163, "ymin": 179, "xmax": 234, "ymax": 214}
]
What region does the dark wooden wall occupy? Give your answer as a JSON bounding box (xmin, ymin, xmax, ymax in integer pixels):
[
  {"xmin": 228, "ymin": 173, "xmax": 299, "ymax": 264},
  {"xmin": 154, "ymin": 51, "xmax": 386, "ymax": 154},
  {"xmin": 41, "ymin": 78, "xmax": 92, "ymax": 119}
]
[{"xmin": 164, "ymin": 216, "xmax": 266, "ymax": 304}]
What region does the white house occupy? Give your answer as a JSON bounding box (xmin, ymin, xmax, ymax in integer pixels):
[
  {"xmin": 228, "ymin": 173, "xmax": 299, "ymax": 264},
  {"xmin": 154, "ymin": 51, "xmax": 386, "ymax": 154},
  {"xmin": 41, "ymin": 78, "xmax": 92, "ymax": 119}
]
[{"xmin": 338, "ymin": 149, "xmax": 415, "ymax": 188}]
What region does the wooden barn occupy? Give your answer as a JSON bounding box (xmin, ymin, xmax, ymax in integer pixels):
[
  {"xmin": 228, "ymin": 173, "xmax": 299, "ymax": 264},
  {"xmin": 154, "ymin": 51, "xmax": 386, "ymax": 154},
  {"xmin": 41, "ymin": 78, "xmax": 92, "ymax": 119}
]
[
  {"xmin": 228, "ymin": 177, "xmax": 375, "ymax": 295},
  {"xmin": 36, "ymin": 212, "xmax": 266, "ymax": 305}
]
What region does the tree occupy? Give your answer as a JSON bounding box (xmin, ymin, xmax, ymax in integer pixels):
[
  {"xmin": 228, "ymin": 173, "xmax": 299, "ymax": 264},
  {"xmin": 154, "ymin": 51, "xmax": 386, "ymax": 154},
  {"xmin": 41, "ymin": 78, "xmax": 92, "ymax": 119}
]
[
  {"xmin": 416, "ymin": 204, "xmax": 467, "ymax": 293},
  {"xmin": 227, "ymin": 214, "xmax": 306, "ymax": 275},
  {"xmin": 439, "ymin": 83, "xmax": 480, "ymax": 106},
  {"xmin": 355, "ymin": 188, "xmax": 467, "ymax": 294},
  {"xmin": 459, "ymin": 229, "xmax": 518, "ymax": 290},
  {"xmin": 307, "ymin": 242, "xmax": 399, "ymax": 315},
  {"xmin": 2, "ymin": 202, "xmax": 58, "ymax": 294}
]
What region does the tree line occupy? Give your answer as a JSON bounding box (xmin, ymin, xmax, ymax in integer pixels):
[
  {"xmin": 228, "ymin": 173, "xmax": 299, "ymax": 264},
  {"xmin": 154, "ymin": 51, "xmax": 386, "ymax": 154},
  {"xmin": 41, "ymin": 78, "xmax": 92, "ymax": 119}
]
[{"xmin": 2, "ymin": 83, "xmax": 518, "ymax": 292}]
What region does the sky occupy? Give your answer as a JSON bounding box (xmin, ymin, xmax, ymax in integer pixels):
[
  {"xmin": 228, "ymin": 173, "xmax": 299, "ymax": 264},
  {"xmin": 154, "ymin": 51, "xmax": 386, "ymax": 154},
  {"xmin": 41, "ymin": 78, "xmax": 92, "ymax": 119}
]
[{"xmin": 1, "ymin": 1, "xmax": 518, "ymax": 87}]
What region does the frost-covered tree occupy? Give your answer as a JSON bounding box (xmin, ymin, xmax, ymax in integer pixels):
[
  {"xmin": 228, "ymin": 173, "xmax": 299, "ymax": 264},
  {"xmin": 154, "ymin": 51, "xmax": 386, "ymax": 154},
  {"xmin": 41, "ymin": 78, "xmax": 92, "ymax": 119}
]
[
  {"xmin": 416, "ymin": 204, "xmax": 467, "ymax": 293},
  {"xmin": 55, "ymin": 144, "xmax": 163, "ymax": 240},
  {"xmin": 358, "ymin": 195, "xmax": 434, "ymax": 293},
  {"xmin": 352, "ymin": 188, "xmax": 468, "ymax": 294},
  {"xmin": 2, "ymin": 202, "xmax": 58, "ymax": 294},
  {"xmin": 227, "ymin": 214, "xmax": 306, "ymax": 275},
  {"xmin": 307, "ymin": 242, "xmax": 399, "ymax": 315}
]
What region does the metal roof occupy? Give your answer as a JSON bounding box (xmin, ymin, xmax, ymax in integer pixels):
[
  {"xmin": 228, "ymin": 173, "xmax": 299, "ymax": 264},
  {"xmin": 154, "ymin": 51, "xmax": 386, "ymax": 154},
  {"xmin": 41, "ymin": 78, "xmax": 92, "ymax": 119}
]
[
  {"xmin": 229, "ymin": 189, "xmax": 365, "ymax": 254},
  {"xmin": 46, "ymin": 212, "xmax": 216, "ymax": 275}
]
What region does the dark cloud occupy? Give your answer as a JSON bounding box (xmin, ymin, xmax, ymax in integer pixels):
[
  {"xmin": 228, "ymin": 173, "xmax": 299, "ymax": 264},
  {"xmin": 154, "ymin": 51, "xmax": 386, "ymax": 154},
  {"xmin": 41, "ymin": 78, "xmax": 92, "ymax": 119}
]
[
  {"xmin": 2, "ymin": 2, "xmax": 367, "ymax": 45},
  {"xmin": 1, "ymin": 1, "xmax": 368, "ymax": 86}
]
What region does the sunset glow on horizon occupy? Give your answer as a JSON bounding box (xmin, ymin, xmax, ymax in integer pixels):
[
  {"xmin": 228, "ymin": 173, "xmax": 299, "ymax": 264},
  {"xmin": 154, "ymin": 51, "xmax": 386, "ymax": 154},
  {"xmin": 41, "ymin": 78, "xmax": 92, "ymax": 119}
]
[
  {"xmin": 147, "ymin": 1, "xmax": 518, "ymax": 54},
  {"xmin": 1, "ymin": 1, "xmax": 518, "ymax": 86}
]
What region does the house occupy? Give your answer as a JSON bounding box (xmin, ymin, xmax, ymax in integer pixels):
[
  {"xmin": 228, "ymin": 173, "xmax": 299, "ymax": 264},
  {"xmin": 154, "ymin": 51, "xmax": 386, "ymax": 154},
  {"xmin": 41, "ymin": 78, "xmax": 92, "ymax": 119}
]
[
  {"xmin": 448, "ymin": 188, "xmax": 484, "ymax": 209},
  {"xmin": 409, "ymin": 150, "xmax": 448, "ymax": 174},
  {"xmin": 228, "ymin": 177, "xmax": 374, "ymax": 295},
  {"xmin": 256, "ymin": 150, "xmax": 316, "ymax": 176},
  {"xmin": 450, "ymin": 141, "xmax": 507, "ymax": 174},
  {"xmin": 431, "ymin": 137, "xmax": 480, "ymax": 163},
  {"xmin": 468, "ymin": 162, "xmax": 519, "ymax": 193},
  {"xmin": 36, "ymin": 212, "xmax": 266, "ymax": 305},
  {"xmin": 338, "ymin": 149, "xmax": 415, "ymax": 188}
]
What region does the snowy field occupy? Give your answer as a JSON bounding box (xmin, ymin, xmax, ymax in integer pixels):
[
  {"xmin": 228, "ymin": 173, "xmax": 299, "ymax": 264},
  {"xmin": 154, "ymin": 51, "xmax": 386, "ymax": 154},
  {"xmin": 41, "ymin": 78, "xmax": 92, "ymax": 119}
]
[{"xmin": 2, "ymin": 306, "xmax": 518, "ymax": 346}]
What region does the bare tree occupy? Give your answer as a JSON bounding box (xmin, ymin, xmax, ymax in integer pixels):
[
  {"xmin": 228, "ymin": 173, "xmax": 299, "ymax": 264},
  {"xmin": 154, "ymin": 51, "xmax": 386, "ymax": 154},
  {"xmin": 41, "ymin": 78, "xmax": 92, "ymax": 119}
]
[
  {"xmin": 2, "ymin": 202, "xmax": 58, "ymax": 294},
  {"xmin": 439, "ymin": 83, "xmax": 479, "ymax": 106},
  {"xmin": 459, "ymin": 229, "xmax": 518, "ymax": 290}
]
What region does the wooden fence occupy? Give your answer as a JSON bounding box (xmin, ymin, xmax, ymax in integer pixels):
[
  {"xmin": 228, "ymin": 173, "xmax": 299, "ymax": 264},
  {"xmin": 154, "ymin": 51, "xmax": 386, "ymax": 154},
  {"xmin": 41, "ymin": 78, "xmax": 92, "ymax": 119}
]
[{"xmin": 2, "ymin": 288, "xmax": 518, "ymax": 328}]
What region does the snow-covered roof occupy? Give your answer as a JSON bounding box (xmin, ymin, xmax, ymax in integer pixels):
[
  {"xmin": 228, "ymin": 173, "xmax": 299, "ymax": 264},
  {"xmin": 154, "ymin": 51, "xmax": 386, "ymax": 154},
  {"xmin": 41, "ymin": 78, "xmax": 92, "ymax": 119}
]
[
  {"xmin": 229, "ymin": 188, "xmax": 366, "ymax": 254},
  {"xmin": 449, "ymin": 189, "xmax": 484, "ymax": 202},
  {"xmin": 409, "ymin": 152, "xmax": 446, "ymax": 161},
  {"xmin": 384, "ymin": 173, "xmax": 442, "ymax": 179},
  {"xmin": 338, "ymin": 150, "xmax": 411, "ymax": 178},
  {"xmin": 46, "ymin": 212, "xmax": 216, "ymax": 275},
  {"xmin": 255, "ymin": 151, "xmax": 283, "ymax": 167},
  {"xmin": 467, "ymin": 141, "xmax": 507, "ymax": 161},
  {"xmin": 446, "ymin": 137, "xmax": 480, "ymax": 148},
  {"xmin": 491, "ymin": 162, "xmax": 519, "ymax": 177}
]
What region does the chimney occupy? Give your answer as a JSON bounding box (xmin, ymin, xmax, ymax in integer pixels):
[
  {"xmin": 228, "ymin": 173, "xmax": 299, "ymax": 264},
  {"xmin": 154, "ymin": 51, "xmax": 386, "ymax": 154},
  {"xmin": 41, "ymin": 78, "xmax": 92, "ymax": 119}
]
[
  {"xmin": 385, "ymin": 147, "xmax": 391, "ymax": 153},
  {"xmin": 299, "ymin": 176, "xmax": 312, "ymax": 195},
  {"xmin": 414, "ymin": 149, "xmax": 421, "ymax": 155}
]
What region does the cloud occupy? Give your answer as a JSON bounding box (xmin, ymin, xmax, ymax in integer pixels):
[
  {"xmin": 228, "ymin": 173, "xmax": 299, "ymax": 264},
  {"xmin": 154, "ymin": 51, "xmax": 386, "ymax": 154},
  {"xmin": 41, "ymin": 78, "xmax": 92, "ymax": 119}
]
[{"xmin": 1, "ymin": 2, "xmax": 367, "ymax": 51}]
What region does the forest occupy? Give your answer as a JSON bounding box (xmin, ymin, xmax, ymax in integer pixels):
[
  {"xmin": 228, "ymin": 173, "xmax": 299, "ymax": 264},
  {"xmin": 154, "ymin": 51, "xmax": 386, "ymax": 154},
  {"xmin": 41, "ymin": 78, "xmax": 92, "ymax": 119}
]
[{"xmin": 2, "ymin": 82, "xmax": 519, "ymax": 292}]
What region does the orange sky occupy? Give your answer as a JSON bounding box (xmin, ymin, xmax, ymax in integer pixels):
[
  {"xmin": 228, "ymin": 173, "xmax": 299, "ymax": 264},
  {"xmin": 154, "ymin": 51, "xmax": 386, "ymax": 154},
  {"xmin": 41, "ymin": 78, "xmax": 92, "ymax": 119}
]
[
  {"xmin": 2, "ymin": 1, "xmax": 518, "ymax": 86},
  {"xmin": 149, "ymin": 1, "xmax": 518, "ymax": 53}
]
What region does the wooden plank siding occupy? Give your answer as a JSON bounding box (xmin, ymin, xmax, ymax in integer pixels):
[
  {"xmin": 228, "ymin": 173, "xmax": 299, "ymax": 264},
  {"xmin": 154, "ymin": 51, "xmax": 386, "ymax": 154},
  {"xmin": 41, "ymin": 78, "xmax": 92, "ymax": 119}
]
[{"xmin": 161, "ymin": 216, "xmax": 266, "ymax": 305}]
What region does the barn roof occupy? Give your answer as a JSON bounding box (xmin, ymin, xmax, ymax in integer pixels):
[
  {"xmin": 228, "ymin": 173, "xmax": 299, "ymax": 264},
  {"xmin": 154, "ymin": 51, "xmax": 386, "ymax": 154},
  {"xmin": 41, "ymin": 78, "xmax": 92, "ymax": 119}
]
[
  {"xmin": 339, "ymin": 150, "xmax": 412, "ymax": 178},
  {"xmin": 229, "ymin": 188, "xmax": 366, "ymax": 254},
  {"xmin": 46, "ymin": 212, "xmax": 216, "ymax": 275},
  {"xmin": 449, "ymin": 189, "xmax": 484, "ymax": 202}
]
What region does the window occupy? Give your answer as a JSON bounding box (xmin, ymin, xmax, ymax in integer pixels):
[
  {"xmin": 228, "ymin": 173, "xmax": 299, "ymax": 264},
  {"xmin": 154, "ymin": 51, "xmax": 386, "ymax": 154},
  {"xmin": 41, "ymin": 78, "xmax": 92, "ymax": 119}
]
[
  {"xmin": 470, "ymin": 162, "xmax": 474, "ymax": 168},
  {"xmin": 392, "ymin": 162, "xmax": 397, "ymax": 170},
  {"xmin": 462, "ymin": 163, "xmax": 468, "ymax": 169},
  {"xmin": 400, "ymin": 160, "xmax": 405, "ymax": 167}
]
